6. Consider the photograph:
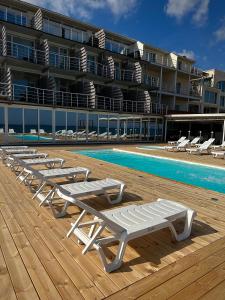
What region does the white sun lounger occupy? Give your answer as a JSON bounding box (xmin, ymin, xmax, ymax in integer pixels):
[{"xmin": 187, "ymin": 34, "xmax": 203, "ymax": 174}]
[
  {"xmin": 211, "ymin": 141, "xmax": 225, "ymax": 150},
  {"xmin": 39, "ymin": 178, "xmax": 126, "ymax": 218},
  {"xmin": 30, "ymin": 129, "xmax": 37, "ymax": 134},
  {"xmin": 18, "ymin": 157, "xmax": 64, "ymax": 168},
  {"xmin": 190, "ymin": 137, "xmax": 201, "ymax": 146},
  {"xmin": 8, "ymin": 128, "xmax": 15, "ymax": 134},
  {"xmin": 6, "ymin": 153, "xmax": 48, "ymax": 169},
  {"xmin": 186, "ymin": 138, "xmax": 215, "ymax": 154},
  {"xmin": 6, "ymin": 153, "xmax": 49, "ymax": 170},
  {"xmin": 211, "ymin": 151, "xmax": 225, "ymax": 158},
  {"xmin": 165, "ymin": 139, "xmax": 190, "ymax": 151},
  {"xmin": 168, "ymin": 136, "xmax": 186, "ymax": 145},
  {"xmin": 66, "ymin": 198, "xmax": 196, "ymax": 272},
  {"xmin": 1, "ymin": 146, "xmax": 28, "ymax": 149},
  {"xmin": 18, "ymin": 166, "xmax": 91, "ymax": 196},
  {"xmin": 39, "ymin": 129, "xmax": 46, "ymax": 134},
  {"xmin": 1, "ymin": 148, "xmax": 37, "ymax": 161},
  {"xmin": 16, "ymin": 158, "xmax": 65, "ymax": 181}
]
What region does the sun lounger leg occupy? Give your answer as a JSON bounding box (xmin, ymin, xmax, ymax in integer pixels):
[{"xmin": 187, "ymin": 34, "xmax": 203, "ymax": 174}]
[
  {"xmin": 104, "ymin": 183, "xmax": 126, "ymax": 204},
  {"xmin": 169, "ymin": 209, "xmax": 196, "ymax": 241},
  {"xmin": 32, "ymin": 181, "xmax": 46, "ymax": 199},
  {"xmin": 98, "ymin": 233, "xmax": 128, "ymax": 273},
  {"xmin": 53, "ymin": 201, "xmax": 71, "ymax": 218},
  {"xmin": 85, "ymin": 169, "xmax": 91, "ymax": 181}
]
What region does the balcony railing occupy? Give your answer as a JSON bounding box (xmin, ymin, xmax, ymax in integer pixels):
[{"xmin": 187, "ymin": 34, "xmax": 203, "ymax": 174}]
[
  {"xmin": 87, "ymin": 60, "xmax": 110, "ymax": 78},
  {"xmin": 6, "ymin": 41, "xmax": 45, "ymax": 65},
  {"xmin": 49, "ymin": 52, "xmax": 81, "ymax": 71},
  {"xmin": 2, "ymin": 83, "xmax": 167, "ymax": 114}
]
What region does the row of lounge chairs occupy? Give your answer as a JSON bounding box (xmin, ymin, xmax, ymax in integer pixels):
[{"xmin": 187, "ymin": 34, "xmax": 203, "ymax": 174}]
[
  {"xmin": 166, "ymin": 136, "xmax": 225, "ymax": 156},
  {"xmin": 1, "ymin": 145, "xmax": 197, "ymax": 272}
]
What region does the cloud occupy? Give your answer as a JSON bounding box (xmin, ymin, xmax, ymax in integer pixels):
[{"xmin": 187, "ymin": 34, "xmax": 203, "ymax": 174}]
[
  {"xmin": 25, "ymin": 0, "xmax": 139, "ymax": 20},
  {"xmin": 178, "ymin": 49, "xmax": 195, "ymax": 60},
  {"xmin": 165, "ymin": 0, "xmax": 210, "ymax": 26},
  {"xmin": 214, "ymin": 17, "xmax": 225, "ymax": 42}
]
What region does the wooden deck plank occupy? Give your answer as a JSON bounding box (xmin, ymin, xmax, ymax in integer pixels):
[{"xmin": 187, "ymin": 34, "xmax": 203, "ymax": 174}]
[
  {"xmin": 0, "ymin": 205, "xmax": 63, "ymax": 300},
  {"xmin": 0, "ymin": 212, "xmax": 39, "ymax": 300},
  {"xmin": 0, "ymin": 247, "xmax": 17, "ymax": 300},
  {"xmin": 137, "ymin": 244, "xmax": 225, "ymax": 299},
  {"xmin": 198, "ymin": 279, "xmax": 225, "ymax": 300},
  {"xmin": 168, "ymin": 261, "xmax": 225, "ymax": 300}
]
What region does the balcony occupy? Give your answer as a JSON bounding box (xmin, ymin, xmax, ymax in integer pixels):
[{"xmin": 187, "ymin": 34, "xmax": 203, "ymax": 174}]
[
  {"xmin": 0, "ymin": 7, "xmax": 28, "ymax": 26},
  {"xmin": 0, "ymin": 83, "xmax": 167, "ymax": 115},
  {"xmin": 4, "ymin": 40, "xmax": 45, "ymax": 65},
  {"xmin": 49, "ymin": 52, "xmax": 81, "ymax": 71}
]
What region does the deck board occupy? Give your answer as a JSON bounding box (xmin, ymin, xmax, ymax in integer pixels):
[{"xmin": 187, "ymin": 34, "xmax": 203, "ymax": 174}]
[{"xmin": 0, "ymin": 144, "xmax": 225, "ymax": 299}]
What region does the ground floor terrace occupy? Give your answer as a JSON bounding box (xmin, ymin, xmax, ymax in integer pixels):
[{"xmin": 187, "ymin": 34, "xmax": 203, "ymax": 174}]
[{"xmin": 0, "ymin": 144, "xmax": 225, "ymax": 299}]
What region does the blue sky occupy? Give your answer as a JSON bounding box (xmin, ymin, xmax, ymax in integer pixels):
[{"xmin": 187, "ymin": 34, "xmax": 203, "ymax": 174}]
[{"xmin": 27, "ymin": 0, "xmax": 225, "ymax": 71}]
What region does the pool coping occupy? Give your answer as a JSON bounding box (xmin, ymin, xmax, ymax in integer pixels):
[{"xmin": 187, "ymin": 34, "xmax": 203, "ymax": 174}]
[{"xmin": 113, "ymin": 148, "xmax": 225, "ymax": 171}]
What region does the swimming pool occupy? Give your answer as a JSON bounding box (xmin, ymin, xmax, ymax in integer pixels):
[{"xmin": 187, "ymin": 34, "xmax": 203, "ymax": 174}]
[
  {"xmin": 73, "ymin": 149, "xmax": 225, "ymax": 194},
  {"xmin": 15, "ymin": 135, "xmax": 52, "ymax": 141}
]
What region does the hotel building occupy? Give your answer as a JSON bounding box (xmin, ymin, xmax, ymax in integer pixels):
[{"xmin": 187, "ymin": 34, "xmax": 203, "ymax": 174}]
[{"xmin": 0, "ymin": 0, "xmax": 224, "ymax": 144}]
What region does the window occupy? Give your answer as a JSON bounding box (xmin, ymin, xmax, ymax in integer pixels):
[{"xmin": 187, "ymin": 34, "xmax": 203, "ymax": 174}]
[
  {"xmin": 217, "ymin": 81, "xmax": 225, "ymax": 92},
  {"xmin": 105, "ymin": 39, "xmax": 128, "ymax": 55},
  {"xmin": 144, "ymin": 52, "xmax": 156, "ymax": 63},
  {"xmin": 220, "ymin": 96, "xmax": 225, "ymax": 107},
  {"xmin": 204, "ymin": 91, "xmax": 217, "ymax": 104}
]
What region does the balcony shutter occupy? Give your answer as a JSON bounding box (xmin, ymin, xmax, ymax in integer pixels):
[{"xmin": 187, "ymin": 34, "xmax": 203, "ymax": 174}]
[
  {"xmin": 95, "ymin": 29, "xmax": 105, "ymax": 49},
  {"xmin": 133, "ymin": 62, "xmax": 142, "ymax": 83},
  {"xmin": 79, "ymin": 47, "xmax": 87, "ymax": 72},
  {"xmin": 1, "ymin": 26, "xmax": 7, "ymax": 56},
  {"xmin": 106, "ymin": 56, "xmax": 114, "ymax": 79},
  {"xmin": 33, "ymin": 9, "xmax": 43, "ymax": 31},
  {"xmin": 83, "ymin": 81, "xmax": 96, "ymax": 108}
]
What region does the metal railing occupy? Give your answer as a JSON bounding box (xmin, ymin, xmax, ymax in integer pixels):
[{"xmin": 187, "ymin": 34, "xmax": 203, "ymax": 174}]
[
  {"xmin": 87, "ymin": 60, "xmax": 110, "ymax": 78},
  {"xmin": 6, "ymin": 83, "xmax": 167, "ymax": 114},
  {"xmin": 5, "ymin": 41, "xmax": 45, "ymax": 65},
  {"xmin": 49, "ymin": 52, "xmax": 81, "ymax": 71}
]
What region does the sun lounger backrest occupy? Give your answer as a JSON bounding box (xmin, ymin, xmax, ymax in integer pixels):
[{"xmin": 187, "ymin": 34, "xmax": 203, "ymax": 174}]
[
  {"xmin": 191, "ymin": 137, "xmax": 200, "ymax": 144},
  {"xmin": 56, "ymin": 188, "xmax": 125, "ymax": 232},
  {"xmin": 177, "ymin": 136, "xmax": 186, "ymax": 144},
  {"xmin": 200, "ymin": 138, "xmax": 215, "ymax": 150},
  {"xmin": 177, "ymin": 139, "xmax": 189, "ymax": 148}
]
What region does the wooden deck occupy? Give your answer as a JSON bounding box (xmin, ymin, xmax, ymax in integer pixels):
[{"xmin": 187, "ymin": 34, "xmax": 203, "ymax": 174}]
[{"xmin": 0, "ymin": 144, "xmax": 225, "ymax": 300}]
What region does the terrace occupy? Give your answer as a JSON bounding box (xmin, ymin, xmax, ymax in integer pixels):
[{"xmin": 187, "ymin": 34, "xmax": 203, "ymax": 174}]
[{"xmin": 0, "ymin": 144, "xmax": 225, "ymax": 299}]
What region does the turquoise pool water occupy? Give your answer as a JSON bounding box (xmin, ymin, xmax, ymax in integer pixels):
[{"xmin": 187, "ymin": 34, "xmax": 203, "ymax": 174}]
[
  {"xmin": 73, "ymin": 149, "xmax": 225, "ymax": 194},
  {"xmin": 15, "ymin": 135, "xmax": 52, "ymax": 141}
]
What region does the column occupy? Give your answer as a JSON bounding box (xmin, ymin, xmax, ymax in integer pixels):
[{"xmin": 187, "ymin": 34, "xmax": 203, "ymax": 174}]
[{"xmin": 222, "ymin": 120, "xmax": 225, "ymax": 143}]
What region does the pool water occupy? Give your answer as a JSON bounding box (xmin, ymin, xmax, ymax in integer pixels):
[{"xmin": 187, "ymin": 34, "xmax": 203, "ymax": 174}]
[
  {"xmin": 15, "ymin": 135, "xmax": 52, "ymax": 141},
  {"xmin": 73, "ymin": 149, "xmax": 225, "ymax": 194}
]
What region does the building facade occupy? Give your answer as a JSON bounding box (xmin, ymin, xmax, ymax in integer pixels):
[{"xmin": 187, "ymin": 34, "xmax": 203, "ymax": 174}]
[{"xmin": 0, "ymin": 0, "xmax": 223, "ymax": 145}]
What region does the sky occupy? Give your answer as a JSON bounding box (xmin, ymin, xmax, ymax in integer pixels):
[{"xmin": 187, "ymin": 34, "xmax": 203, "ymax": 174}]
[{"xmin": 25, "ymin": 0, "xmax": 225, "ymax": 71}]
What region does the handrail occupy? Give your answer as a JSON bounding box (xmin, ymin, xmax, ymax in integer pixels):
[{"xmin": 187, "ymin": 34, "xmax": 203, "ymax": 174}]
[{"xmin": 6, "ymin": 83, "xmax": 167, "ymax": 114}]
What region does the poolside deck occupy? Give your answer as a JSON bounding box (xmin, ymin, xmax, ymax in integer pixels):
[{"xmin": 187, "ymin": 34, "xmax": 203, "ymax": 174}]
[{"xmin": 0, "ymin": 144, "xmax": 225, "ymax": 300}]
